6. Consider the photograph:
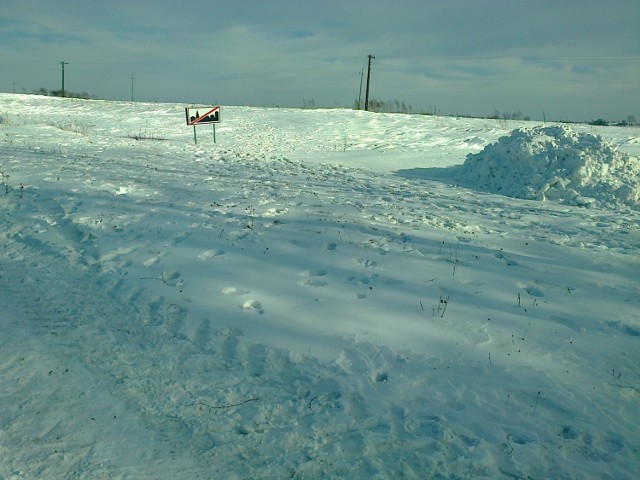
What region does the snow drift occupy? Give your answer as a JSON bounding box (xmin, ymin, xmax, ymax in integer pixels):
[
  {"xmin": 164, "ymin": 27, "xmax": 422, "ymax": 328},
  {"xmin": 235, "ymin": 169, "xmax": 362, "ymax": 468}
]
[{"xmin": 458, "ymin": 125, "xmax": 640, "ymax": 209}]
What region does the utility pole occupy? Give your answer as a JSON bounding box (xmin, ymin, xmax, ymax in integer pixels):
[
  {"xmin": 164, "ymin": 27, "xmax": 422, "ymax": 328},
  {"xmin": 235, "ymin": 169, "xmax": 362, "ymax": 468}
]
[
  {"xmin": 130, "ymin": 73, "xmax": 135, "ymax": 102},
  {"xmin": 60, "ymin": 61, "xmax": 69, "ymax": 97},
  {"xmin": 364, "ymin": 54, "xmax": 375, "ymax": 112},
  {"xmin": 357, "ymin": 68, "xmax": 364, "ymax": 110},
  {"xmin": 12, "ymin": 81, "xmax": 16, "ymax": 93}
]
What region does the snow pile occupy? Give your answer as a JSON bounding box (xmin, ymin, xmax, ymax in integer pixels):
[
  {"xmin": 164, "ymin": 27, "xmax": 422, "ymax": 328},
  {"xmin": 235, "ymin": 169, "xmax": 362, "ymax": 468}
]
[{"xmin": 458, "ymin": 125, "xmax": 640, "ymax": 209}]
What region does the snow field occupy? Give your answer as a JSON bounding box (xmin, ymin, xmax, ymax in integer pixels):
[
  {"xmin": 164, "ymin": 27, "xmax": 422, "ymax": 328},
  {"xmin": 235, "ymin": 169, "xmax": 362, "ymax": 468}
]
[{"xmin": 1, "ymin": 94, "xmax": 639, "ymax": 478}]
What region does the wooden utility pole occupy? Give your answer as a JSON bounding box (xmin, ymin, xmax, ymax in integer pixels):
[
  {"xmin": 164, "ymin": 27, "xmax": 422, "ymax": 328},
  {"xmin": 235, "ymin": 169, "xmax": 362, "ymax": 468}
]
[
  {"xmin": 364, "ymin": 54, "xmax": 375, "ymax": 111},
  {"xmin": 357, "ymin": 68, "xmax": 364, "ymax": 110},
  {"xmin": 60, "ymin": 61, "xmax": 69, "ymax": 97},
  {"xmin": 130, "ymin": 73, "xmax": 135, "ymax": 101}
]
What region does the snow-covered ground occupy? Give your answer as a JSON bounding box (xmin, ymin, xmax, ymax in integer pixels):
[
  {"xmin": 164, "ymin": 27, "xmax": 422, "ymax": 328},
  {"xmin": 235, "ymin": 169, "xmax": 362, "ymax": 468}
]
[{"xmin": 1, "ymin": 93, "xmax": 638, "ymax": 479}]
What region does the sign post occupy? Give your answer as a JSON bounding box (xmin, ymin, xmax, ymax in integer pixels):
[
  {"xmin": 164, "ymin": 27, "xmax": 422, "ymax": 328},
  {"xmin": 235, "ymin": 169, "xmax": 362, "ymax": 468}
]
[{"xmin": 185, "ymin": 106, "xmax": 221, "ymax": 144}]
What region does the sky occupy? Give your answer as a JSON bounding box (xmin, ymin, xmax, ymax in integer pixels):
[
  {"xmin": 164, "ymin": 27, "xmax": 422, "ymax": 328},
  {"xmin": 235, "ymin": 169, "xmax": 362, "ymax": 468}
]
[{"xmin": 1, "ymin": 0, "xmax": 638, "ymax": 121}]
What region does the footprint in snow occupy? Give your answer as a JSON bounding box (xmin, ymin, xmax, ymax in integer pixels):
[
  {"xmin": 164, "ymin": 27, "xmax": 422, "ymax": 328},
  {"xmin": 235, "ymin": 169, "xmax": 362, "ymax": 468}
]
[
  {"xmin": 518, "ymin": 282, "xmax": 544, "ymax": 297},
  {"xmin": 297, "ymin": 269, "xmax": 328, "ymax": 287},
  {"xmin": 354, "ymin": 257, "xmax": 378, "ymax": 268},
  {"xmin": 494, "ymin": 251, "xmax": 518, "ymax": 266},
  {"xmin": 241, "ymin": 299, "xmax": 264, "ymax": 315},
  {"xmin": 143, "ymin": 255, "xmax": 162, "ymax": 267},
  {"xmin": 348, "ymin": 274, "xmax": 378, "ymax": 286},
  {"xmin": 324, "ymin": 242, "xmax": 337, "ymax": 252},
  {"xmin": 337, "ymin": 342, "xmax": 397, "ymax": 384},
  {"xmin": 222, "ymin": 286, "xmax": 249, "ymax": 296},
  {"xmin": 197, "ymin": 249, "xmax": 224, "ymax": 260},
  {"xmin": 162, "ymin": 270, "xmax": 184, "ymax": 287}
]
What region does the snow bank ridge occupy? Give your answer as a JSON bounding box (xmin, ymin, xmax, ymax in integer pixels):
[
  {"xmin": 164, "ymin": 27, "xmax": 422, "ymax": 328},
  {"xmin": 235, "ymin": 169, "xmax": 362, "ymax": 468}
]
[{"xmin": 459, "ymin": 125, "xmax": 640, "ymax": 209}]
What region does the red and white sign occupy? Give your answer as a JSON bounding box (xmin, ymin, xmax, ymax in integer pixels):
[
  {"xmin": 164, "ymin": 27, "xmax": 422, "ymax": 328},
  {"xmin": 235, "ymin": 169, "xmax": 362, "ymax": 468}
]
[{"xmin": 185, "ymin": 106, "xmax": 220, "ymax": 125}]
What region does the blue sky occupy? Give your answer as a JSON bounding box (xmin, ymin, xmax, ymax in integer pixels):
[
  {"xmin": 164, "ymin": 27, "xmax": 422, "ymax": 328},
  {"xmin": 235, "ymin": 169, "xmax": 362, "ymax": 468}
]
[{"xmin": 1, "ymin": 0, "xmax": 638, "ymax": 121}]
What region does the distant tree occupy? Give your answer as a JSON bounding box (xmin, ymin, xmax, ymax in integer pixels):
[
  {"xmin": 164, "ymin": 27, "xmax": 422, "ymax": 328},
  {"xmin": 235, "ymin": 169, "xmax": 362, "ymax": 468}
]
[
  {"xmin": 614, "ymin": 115, "xmax": 637, "ymax": 126},
  {"xmin": 590, "ymin": 118, "xmax": 608, "ymax": 126},
  {"xmin": 358, "ymin": 98, "xmax": 414, "ymax": 114},
  {"xmin": 49, "ymin": 89, "xmax": 93, "ymax": 99}
]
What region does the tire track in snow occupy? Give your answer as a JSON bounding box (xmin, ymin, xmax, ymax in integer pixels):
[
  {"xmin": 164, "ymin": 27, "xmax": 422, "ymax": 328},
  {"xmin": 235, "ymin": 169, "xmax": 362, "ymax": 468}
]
[
  {"xmin": 0, "ymin": 236, "xmax": 207, "ymax": 478},
  {"xmin": 0, "ymin": 195, "xmax": 517, "ymax": 479}
]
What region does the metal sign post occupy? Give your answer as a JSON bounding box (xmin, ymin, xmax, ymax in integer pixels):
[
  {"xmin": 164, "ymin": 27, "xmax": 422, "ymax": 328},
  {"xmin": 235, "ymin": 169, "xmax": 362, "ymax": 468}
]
[{"xmin": 185, "ymin": 106, "xmax": 221, "ymax": 144}]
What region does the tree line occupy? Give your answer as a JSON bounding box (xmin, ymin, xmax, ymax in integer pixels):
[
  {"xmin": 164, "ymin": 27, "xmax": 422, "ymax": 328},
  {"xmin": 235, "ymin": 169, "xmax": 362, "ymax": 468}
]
[{"xmin": 29, "ymin": 88, "xmax": 95, "ymax": 100}]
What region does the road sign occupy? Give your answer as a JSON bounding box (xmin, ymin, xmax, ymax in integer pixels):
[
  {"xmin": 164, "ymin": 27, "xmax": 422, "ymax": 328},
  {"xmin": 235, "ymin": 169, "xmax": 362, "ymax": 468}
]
[{"xmin": 185, "ymin": 106, "xmax": 220, "ymax": 125}]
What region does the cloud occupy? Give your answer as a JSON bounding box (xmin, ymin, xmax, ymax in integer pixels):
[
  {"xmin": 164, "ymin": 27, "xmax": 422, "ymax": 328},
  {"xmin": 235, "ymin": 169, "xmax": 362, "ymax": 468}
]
[{"xmin": 1, "ymin": 0, "xmax": 638, "ymax": 120}]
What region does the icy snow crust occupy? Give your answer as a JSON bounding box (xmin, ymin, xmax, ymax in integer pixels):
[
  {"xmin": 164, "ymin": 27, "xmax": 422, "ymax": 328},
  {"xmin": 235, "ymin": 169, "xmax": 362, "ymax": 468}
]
[
  {"xmin": 459, "ymin": 125, "xmax": 640, "ymax": 209},
  {"xmin": 0, "ymin": 94, "xmax": 639, "ymax": 479}
]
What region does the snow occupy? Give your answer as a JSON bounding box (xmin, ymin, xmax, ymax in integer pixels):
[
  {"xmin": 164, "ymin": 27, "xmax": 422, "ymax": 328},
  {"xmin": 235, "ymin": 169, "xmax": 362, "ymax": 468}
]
[
  {"xmin": 454, "ymin": 125, "xmax": 640, "ymax": 209},
  {"xmin": 1, "ymin": 93, "xmax": 639, "ymax": 479}
]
